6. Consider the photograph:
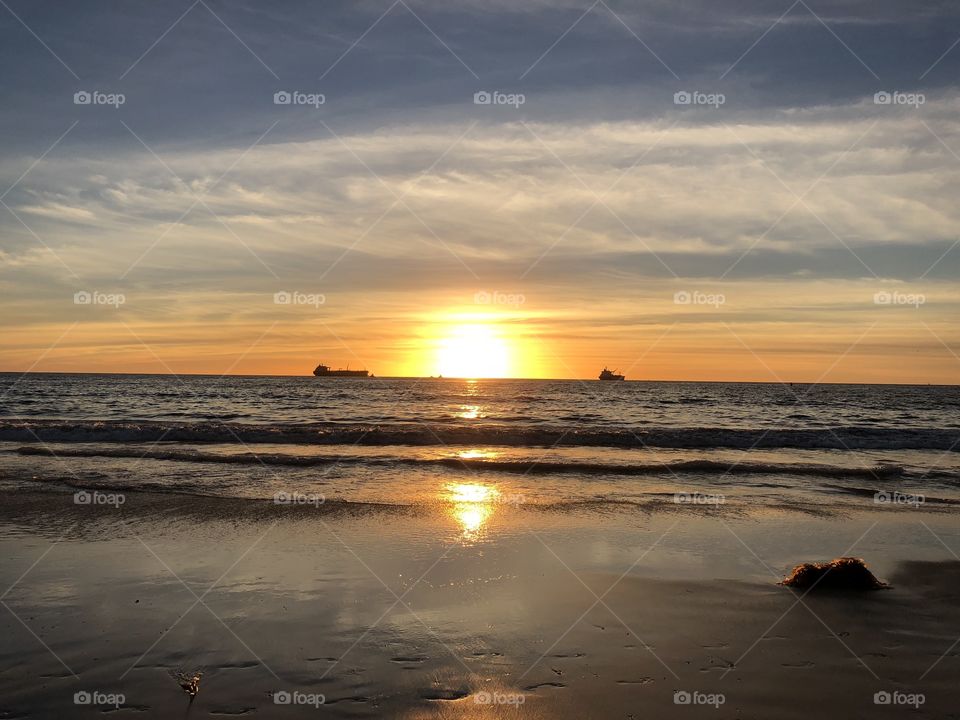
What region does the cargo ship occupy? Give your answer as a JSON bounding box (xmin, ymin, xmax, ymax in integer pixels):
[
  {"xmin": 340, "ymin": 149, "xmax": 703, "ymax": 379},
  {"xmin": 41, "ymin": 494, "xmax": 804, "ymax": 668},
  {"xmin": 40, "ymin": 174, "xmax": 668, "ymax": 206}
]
[
  {"xmin": 598, "ymin": 367, "xmax": 625, "ymax": 381},
  {"xmin": 313, "ymin": 363, "xmax": 372, "ymax": 378}
]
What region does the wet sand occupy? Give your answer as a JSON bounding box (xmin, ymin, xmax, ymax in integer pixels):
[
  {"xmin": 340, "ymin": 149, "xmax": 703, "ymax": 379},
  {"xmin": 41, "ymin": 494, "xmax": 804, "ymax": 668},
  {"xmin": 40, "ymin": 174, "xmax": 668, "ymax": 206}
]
[{"xmin": 0, "ymin": 490, "xmax": 957, "ymax": 718}]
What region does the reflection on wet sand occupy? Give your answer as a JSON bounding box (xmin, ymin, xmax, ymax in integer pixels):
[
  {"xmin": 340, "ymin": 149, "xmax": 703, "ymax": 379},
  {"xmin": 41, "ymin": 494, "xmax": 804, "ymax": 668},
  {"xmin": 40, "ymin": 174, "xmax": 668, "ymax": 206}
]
[
  {"xmin": 454, "ymin": 504, "xmax": 492, "ymax": 536},
  {"xmin": 444, "ymin": 482, "xmax": 500, "ymax": 539}
]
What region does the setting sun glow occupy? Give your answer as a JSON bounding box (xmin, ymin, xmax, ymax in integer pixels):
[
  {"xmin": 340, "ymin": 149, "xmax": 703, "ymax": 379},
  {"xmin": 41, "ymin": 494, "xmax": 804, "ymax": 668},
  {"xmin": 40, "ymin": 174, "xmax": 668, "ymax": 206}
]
[{"xmin": 437, "ymin": 324, "xmax": 510, "ymax": 378}]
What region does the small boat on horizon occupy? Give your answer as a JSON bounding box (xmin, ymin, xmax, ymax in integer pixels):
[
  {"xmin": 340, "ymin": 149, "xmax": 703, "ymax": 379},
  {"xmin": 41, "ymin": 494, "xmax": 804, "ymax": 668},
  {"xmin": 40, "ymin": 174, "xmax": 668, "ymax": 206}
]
[
  {"xmin": 313, "ymin": 363, "xmax": 372, "ymax": 378},
  {"xmin": 598, "ymin": 367, "xmax": 625, "ymax": 381}
]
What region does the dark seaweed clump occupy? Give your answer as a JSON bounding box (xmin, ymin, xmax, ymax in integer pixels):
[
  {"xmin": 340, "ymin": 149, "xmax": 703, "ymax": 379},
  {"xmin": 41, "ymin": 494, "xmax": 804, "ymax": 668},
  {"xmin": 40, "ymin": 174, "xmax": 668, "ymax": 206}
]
[{"xmin": 781, "ymin": 557, "xmax": 889, "ymax": 591}]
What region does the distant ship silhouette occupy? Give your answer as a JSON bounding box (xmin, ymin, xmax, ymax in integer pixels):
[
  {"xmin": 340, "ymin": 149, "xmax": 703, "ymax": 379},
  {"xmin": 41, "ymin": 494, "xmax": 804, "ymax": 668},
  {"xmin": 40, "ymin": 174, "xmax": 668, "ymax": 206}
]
[
  {"xmin": 598, "ymin": 367, "xmax": 624, "ymax": 381},
  {"xmin": 313, "ymin": 363, "xmax": 372, "ymax": 378}
]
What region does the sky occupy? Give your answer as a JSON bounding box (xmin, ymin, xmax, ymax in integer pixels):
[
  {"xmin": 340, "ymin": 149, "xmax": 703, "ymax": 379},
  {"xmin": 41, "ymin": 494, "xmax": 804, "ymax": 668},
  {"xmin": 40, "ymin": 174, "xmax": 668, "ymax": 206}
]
[{"xmin": 1, "ymin": 0, "xmax": 959, "ymax": 382}]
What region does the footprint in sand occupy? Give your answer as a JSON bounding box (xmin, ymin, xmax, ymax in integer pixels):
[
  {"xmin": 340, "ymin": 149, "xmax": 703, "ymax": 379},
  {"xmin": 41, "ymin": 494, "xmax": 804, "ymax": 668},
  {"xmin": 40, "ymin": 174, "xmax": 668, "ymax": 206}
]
[
  {"xmin": 699, "ymin": 656, "xmax": 735, "ymax": 672},
  {"xmin": 210, "ymin": 708, "xmax": 256, "ymax": 716},
  {"xmin": 390, "ymin": 656, "xmax": 428, "ymax": 664},
  {"xmin": 323, "ymin": 695, "xmax": 370, "ymax": 705},
  {"xmin": 524, "ymin": 682, "xmax": 566, "ymax": 691},
  {"xmin": 420, "ymin": 688, "xmax": 470, "ymax": 701},
  {"xmin": 616, "ymin": 677, "xmax": 654, "ymax": 685}
]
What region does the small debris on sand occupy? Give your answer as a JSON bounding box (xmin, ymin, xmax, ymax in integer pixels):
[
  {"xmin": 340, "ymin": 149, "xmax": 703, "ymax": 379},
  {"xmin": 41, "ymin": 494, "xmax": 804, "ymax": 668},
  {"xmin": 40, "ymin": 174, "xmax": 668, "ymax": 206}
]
[
  {"xmin": 780, "ymin": 557, "xmax": 888, "ymax": 591},
  {"xmin": 176, "ymin": 671, "xmax": 203, "ymax": 698}
]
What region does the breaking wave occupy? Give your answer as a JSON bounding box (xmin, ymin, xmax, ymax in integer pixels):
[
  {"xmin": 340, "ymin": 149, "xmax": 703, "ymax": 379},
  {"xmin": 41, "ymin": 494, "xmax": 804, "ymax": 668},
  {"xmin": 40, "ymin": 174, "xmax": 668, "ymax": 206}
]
[{"xmin": 1, "ymin": 418, "xmax": 957, "ymax": 451}]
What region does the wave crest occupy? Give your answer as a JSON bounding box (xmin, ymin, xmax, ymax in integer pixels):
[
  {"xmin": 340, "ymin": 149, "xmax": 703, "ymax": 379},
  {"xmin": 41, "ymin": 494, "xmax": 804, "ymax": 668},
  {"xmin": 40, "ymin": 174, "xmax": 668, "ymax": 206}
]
[{"xmin": 0, "ymin": 418, "xmax": 957, "ymax": 451}]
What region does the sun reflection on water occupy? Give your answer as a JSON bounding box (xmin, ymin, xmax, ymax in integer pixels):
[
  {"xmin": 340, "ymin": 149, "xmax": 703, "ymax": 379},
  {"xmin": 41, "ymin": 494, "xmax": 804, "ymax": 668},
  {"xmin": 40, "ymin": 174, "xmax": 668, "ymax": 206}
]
[
  {"xmin": 457, "ymin": 405, "xmax": 481, "ymax": 419},
  {"xmin": 457, "ymin": 449, "xmax": 496, "ymax": 460},
  {"xmin": 447, "ymin": 482, "xmax": 499, "ymax": 503},
  {"xmin": 454, "ymin": 504, "xmax": 492, "ymax": 535},
  {"xmin": 444, "ymin": 482, "xmax": 499, "ymax": 539}
]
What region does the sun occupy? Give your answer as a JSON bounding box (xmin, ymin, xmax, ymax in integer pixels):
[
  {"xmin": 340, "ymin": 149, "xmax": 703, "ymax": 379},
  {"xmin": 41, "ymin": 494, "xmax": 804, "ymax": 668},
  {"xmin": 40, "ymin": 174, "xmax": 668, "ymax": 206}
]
[{"xmin": 436, "ymin": 323, "xmax": 510, "ymax": 378}]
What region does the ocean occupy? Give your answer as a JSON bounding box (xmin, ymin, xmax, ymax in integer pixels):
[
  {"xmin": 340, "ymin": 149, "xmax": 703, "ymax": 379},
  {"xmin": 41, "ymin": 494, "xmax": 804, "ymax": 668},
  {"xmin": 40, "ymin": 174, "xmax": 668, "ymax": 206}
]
[{"xmin": 2, "ymin": 373, "xmax": 958, "ymax": 512}]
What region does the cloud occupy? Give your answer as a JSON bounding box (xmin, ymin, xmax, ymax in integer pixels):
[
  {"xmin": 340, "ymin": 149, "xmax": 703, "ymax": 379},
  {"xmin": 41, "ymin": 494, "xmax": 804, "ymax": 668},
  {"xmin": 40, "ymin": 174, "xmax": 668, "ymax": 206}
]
[
  {"xmin": 3, "ymin": 94, "xmax": 960, "ymax": 290},
  {"xmin": 17, "ymin": 202, "xmax": 97, "ymax": 222}
]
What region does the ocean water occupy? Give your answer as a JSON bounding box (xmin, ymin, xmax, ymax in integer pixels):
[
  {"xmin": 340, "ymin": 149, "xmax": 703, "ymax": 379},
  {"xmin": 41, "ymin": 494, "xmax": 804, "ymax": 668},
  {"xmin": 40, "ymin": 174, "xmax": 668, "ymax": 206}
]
[{"xmin": 1, "ymin": 373, "xmax": 959, "ymax": 512}]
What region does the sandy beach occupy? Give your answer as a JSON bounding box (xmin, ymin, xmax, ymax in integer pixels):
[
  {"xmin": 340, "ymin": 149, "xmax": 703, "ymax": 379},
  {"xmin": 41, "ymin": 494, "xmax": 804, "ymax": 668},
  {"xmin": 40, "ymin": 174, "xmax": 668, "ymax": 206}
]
[{"xmin": 2, "ymin": 486, "xmax": 957, "ymax": 718}]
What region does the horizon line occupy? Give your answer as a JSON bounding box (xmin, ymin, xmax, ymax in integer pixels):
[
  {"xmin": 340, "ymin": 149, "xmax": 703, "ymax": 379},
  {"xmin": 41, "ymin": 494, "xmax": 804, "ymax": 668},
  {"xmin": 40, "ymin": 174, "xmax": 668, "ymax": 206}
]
[{"xmin": 0, "ymin": 370, "xmax": 955, "ymax": 387}]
